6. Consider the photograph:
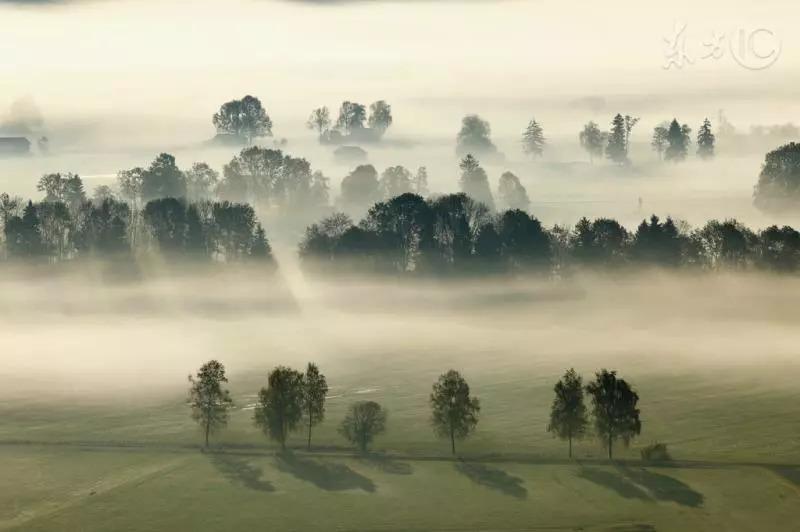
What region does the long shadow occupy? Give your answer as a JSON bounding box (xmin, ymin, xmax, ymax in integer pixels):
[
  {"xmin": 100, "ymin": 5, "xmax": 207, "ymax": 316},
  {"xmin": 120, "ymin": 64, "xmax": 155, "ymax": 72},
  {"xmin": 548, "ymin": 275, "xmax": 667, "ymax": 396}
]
[
  {"xmin": 455, "ymin": 461, "xmax": 528, "ymax": 499},
  {"xmin": 275, "ymin": 451, "xmax": 375, "ymax": 492},
  {"xmin": 211, "ymin": 453, "xmax": 274, "ymax": 492},
  {"xmin": 361, "ymin": 453, "xmax": 414, "ymax": 475},
  {"xmin": 618, "ymin": 465, "xmax": 704, "ymax": 508},
  {"xmin": 771, "ymin": 467, "xmax": 800, "ymax": 487},
  {"xmin": 577, "ymin": 467, "xmax": 651, "ymax": 500}
]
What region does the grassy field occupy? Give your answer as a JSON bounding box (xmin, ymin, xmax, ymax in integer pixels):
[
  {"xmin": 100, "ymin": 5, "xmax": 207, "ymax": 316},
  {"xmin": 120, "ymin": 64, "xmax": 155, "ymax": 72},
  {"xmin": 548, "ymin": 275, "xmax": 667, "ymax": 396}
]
[{"xmin": 1, "ymin": 273, "xmax": 800, "ymax": 531}]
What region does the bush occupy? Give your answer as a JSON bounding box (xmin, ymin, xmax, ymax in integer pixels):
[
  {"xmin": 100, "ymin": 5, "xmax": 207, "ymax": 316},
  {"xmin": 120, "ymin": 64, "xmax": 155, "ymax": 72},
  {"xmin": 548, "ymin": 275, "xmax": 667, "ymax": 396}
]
[{"xmin": 640, "ymin": 442, "xmax": 671, "ymax": 462}]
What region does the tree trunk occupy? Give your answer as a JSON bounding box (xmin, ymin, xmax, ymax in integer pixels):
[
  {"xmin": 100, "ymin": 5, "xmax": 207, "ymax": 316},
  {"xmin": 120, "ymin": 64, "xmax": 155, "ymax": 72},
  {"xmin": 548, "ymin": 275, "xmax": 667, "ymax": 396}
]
[
  {"xmin": 307, "ymin": 418, "xmax": 312, "ymax": 451},
  {"xmin": 450, "ymin": 426, "xmax": 456, "ymax": 456},
  {"xmin": 608, "ymin": 434, "xmax": 613, "ymax": 461},
  {"xmin": 568, "ymin": 434, "xmax": 572, "ymax": 459},
  {"xmin": 204, "ymin": 417, "xmax": 210, "ymax": 448}
]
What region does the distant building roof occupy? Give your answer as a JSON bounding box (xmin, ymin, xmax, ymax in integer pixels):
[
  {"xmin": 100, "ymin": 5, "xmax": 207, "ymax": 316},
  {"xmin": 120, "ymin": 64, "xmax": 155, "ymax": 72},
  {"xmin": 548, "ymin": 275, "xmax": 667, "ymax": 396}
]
[{"xmin": 0, "ymin": 137, "xmax": 31, "ymax": 155}]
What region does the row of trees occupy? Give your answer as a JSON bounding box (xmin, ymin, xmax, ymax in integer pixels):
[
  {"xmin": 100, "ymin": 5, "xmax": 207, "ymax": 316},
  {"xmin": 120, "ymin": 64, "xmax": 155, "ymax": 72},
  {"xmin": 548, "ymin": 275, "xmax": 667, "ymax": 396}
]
[
  {"xmin": 455, "ymin": 112, "xmax": 716, "ymax": 165},
  {"xmin": 307, "ymin": 100, "xmax": 393, "ymax": 144},
  {"xmin": 300, "ymin": 190, "xmax": 800, "ymax": 275},
  {"xmin": 117, "ymin": 150, "xmax": 329, "ymax": 215},
  {"xmin": 1, "ymin": 178, "xmax": 273, "ymax": 263},
  {"xmin": 189, "ymin": 361, "xmax": 642, "ymax": 459}
]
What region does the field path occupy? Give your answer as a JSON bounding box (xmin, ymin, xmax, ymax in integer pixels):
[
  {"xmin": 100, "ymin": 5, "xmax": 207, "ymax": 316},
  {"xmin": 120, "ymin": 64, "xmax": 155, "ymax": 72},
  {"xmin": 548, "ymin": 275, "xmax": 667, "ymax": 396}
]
[{"xmin": 0, "ymin": 455, "xmax": 188, "ymax": 531}]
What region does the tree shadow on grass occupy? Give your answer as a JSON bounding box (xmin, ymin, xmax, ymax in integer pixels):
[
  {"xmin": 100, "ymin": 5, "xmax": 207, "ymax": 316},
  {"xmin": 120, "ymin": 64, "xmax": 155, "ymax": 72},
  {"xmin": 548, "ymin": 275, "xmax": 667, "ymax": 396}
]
[
  {"xmin": 618, "ymin": 466, "xmax": 704, "ymax": 508},
  {"xmin": 455, "ymin": 461, "xmax": 528, "ymax": 499},
  {"xmin": 772, "ymin": 467, "xmax": 800, "ymax": 487},
  {"xmin": 577, "ymin": 467, "xmax": 650, "ymax": 501},
  {"xmin": 360, "ymin": 453, "xmax": 414, "ymax": 475},
  {"xmin": 211, "ymin": 453, "xmax": 275, "ymax": 492},
  {"xmin": 275, "ymin": 451, "xmax": 376, "ymax": 492}
]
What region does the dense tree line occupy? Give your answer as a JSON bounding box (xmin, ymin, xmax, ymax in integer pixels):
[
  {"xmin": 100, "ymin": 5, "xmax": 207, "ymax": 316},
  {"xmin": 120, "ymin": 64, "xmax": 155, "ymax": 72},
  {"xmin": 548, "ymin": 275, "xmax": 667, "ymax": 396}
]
[
  {"xmin": 299, "ymin": 191, "xmax": 800, "ymax": 275},
  {"xmin": 0, "ymin": 174, "xmax": 274, "ymax": 264},
  {"xmin": 190, "ymin": 360, "xmax": 641, "ymax": 461}
]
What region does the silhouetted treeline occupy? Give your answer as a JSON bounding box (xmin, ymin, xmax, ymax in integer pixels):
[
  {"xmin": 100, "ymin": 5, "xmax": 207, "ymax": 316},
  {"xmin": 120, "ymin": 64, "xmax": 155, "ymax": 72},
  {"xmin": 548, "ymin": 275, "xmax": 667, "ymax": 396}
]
[
  {"xmin": 299, "ymin": 193, "xmax": 800, "ymax": 275},
  {"xmin": 0, "ymin": 193, "xmax": 274, "ymax": 265}
]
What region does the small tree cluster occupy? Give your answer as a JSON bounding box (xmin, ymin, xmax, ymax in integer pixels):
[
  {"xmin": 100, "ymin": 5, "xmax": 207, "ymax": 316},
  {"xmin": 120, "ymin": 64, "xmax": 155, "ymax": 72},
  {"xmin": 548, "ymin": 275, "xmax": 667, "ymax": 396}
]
[
  {"xmin": 548, "ymin": 368, "xmax": 641, "ymax": 460},
  {"xmin": 300, "ymin": 194, "xmax": 551, "ymax": 275}
]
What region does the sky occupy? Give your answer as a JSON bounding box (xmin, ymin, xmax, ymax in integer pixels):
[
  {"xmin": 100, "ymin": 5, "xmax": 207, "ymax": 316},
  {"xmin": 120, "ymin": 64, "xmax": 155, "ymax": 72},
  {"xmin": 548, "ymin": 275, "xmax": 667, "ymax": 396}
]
[{"xmin": 1, "ymin": 0, "xmax": 798, "ymax": 136}]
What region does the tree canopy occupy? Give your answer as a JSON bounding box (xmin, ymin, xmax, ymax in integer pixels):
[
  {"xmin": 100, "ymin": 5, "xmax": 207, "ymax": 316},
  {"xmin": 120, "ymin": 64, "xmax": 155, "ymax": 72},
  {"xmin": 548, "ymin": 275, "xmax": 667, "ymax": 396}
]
[
  {"xmin": 188, "ymin": 360, "xmax": 234, "ymax": 448},
  {"xmin": 430, "ymin": 370, "xmax": 480, "ymax": 455},
  {"xmin": 585, "ymin": 369, "xmax": 641, "ymax": 460},
  {"xmin": 213, "ymin": 95, "xmax": 273, "ymax": 144}
]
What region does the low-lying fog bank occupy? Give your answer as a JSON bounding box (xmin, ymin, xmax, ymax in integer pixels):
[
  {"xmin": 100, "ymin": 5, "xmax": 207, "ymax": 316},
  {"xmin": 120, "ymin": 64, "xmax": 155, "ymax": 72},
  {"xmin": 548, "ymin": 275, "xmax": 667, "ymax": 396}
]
[{"xmin": 1, "ymin": 270, "xmax": 797, "ymax": 403}]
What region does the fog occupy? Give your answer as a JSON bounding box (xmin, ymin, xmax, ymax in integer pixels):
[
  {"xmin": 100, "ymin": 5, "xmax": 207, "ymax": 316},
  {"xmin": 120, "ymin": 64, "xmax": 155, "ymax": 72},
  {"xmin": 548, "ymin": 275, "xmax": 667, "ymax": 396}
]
[
  {"xmin": 2, "ymin": 0, "xmax": 800, "ymax": 229},
  {"xmin": 2, "ymin": 0, "xmax": 800, "ymax": 404}
]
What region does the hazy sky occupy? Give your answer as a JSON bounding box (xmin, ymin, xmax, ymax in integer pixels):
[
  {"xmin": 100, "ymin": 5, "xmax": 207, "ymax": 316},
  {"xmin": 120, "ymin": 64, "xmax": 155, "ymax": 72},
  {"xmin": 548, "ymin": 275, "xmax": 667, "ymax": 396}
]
[{"xmin": 2, "ymin": 0, "xmax": 798, "ymax": 131}]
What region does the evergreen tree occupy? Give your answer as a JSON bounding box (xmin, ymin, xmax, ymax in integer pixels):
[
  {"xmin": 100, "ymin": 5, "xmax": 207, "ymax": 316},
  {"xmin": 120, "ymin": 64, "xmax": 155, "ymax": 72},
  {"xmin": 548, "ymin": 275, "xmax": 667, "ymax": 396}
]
[
  {"xmin": 665, "ymin": 119, "xmax": 691, "ymax": 162},
  {"xmin": 697, "ymin": 118, "xmax": 715, "ymax": 160},
  {"xmin": 522, "ymin": 118, "xmax": 546, "ymax": 158},
  {"xmin": 605, "ymin": 114, "xmax": 628, "ymax": 165}
]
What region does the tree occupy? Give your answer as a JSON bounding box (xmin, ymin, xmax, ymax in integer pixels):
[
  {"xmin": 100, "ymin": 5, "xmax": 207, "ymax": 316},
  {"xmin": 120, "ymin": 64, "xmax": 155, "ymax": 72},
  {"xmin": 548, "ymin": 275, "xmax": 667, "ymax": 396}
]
[
  {"xmin": 117, "ymin": 167, "xmax": 145, "ymax": 207},
  {"xmin": 4, "ymin": 201, "xmax": 44, "ymax": 258},
  {"xmin": 37, "ymin": 172, "xmax": 86, "ymax": 212},
  {"xmin": 185, "ymin": 162, "xmax": 219, "ymax": 202},
  {"xmin": 430, "ymin": 370, "xmax": 480, "ymax": 455},
  {"xmin": 497, "ymin": 209, "xmax": 551, "ymax": 271},
  {"xmin": 631, "ymin": 215, "xmax": 684, "ymax": 267},
  {"xmin": 141, "ymin": 153, "xmax": 186, "ymax": 202},
  {"xmin": 606, "ymin": 114, "xmax": 628, "ymax": 165},
  {"xmin": 522, "ymin": 118, "xmax": 545, "ymax": 158},
  {"xmin": 624, "ymin": 115, "xmax": 640, "ymax": 152},
  {"xmin": 414, "ymin": 167, "xmax": 429, "ymax": 196},
  {"xmin": 306, "ymin": 106, "xmax": 331, "ymax": 140},
  {"xmin": 339, "ymin": 401, "xmax": 387, "ymax": 453},
  {"xmin": 697, "ymin": 118, "xmax": 715, "ymax": 160},
  {"xmin": 758, "ymin": 225, "xmax": 800, "ymax": 271},
  {"xmin": 585, "ymin": 369, "xmax": 641, "ymax": 460},
  {"xmin": 456, "ymin": 115, "xmax": 496, "ymax": 157},
  {"xmin": 458, "ymin": 155, "xmax": 494, "ymax": 210},
  {"xmin": 579, "ymin": 121, "xmax": 605, "ymax": 163},
  {"xmin": 497, "ymin": 171, "xmax": 530, "ymax": 211},
  {"xmin": 547, "ymin": 369, "xmax": 588, "ymax": 458},
  {"xmin": 754, "ymin": 142, "xmax": 800, "ymax": 211},
  {"xmin": 188, "ymin": 360, "xmax": 234, "ymax": 448},
  {"xmin": 368, "ymin": 100, "xmax": 393, "ymax": 135},
  {"xmin": 92, "ymin": 185, "xmax": 116, "ymax": 203},
  {"xmin": 664, "ymin": 119, "xmax": 691, "ymax": 162},
  {"xmin": 253, "ymin": 367, "xmax": 304, "ymax": 451},
  {"xmin": 340, "ymin": 164, "xmax": 380, "ymax": 211},
  {"xmin": 571, "ymin": 217, "xmax": 629, "ymax": 266},
  {"xmin": 379, "ymin": 165, "xmax": 413, "ymax": 199},
  {"xmin": 651, "ymin": 123, "xmax": 669, "ymax": 161},
  {"xmin": 302, "ymin": 363, "xmax": 328, "ymax": 451},
  {"xmin": 695, "ymin": 219, "xmax": 753, "ymax": 269},
  {"xmin": 336, "ymin": 101, "xmax": 367, "ymax": 135},
  {"xmin": 213, "ymin": 95, "xmax": 273, "ymax": 145}
]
